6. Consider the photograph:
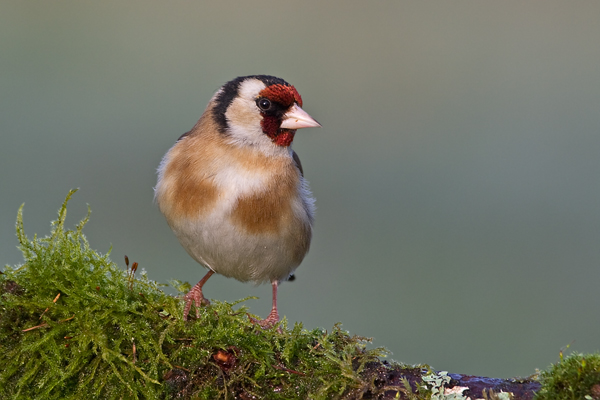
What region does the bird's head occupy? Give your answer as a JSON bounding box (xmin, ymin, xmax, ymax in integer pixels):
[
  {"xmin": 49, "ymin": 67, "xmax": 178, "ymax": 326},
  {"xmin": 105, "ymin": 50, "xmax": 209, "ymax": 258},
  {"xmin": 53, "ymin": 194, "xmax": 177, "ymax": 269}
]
[{"xmin": 211, "ymin": 75, "xmax": 321, "ymax": 150}]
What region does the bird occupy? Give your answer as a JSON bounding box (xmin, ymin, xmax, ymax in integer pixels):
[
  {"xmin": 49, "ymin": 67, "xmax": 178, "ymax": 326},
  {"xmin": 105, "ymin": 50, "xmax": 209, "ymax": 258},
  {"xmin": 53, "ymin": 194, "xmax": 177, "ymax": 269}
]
[{"xmin": 155, "ymin": 75, "xmax": 321, "ymax": 328}]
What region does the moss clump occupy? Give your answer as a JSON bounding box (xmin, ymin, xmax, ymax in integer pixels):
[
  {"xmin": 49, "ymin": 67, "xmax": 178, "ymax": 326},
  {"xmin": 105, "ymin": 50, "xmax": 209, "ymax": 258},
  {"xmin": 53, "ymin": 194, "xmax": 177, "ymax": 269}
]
[
  {"xmin": 535, "ymin": 352, "xmax": 600, "ymax": 400},
  {"xmin": 0, "ymin": 190, "xmax": 389, "ymax": 399}
]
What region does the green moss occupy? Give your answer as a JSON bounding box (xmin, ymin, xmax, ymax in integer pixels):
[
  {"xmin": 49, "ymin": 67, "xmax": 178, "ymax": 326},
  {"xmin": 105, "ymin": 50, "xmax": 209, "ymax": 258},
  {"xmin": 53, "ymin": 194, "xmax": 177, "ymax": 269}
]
[
  {"xmin": 6, "ymin": 190, "xmax": 600, "ymax": 400},
  {"xmin": 0, "ymin": 190, "xmax": 389, "ymax": 399},
  {"xmin": 535, "ymin": 353, "xmax": 600, "ymax": 400}
]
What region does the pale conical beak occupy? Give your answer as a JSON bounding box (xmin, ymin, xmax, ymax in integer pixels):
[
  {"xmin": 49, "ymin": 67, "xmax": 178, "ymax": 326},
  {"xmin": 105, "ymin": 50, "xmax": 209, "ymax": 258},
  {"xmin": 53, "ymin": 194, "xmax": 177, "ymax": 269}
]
[{"xmin": 280, "ymin": 104, "xmax": 322, "ymax": 130}]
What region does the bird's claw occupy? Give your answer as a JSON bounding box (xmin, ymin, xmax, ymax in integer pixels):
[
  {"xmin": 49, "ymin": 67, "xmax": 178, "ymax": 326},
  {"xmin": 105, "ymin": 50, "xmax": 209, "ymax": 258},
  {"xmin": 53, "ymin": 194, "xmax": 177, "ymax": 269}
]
[
  {"xmin": 247, "ymin": 310, "xmax": 280, "ymax": 331},
  {"xmin": 183, "ymin": 289, "xmax": 210, "ymax": 321}
]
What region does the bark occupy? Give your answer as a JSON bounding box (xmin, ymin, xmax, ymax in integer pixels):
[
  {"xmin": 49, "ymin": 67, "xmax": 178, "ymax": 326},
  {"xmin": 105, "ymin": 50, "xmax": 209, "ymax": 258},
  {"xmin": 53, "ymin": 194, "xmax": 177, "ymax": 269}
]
[{"xmin": 360, "ymin": 360, "xmax": 540, "ymax": 400}]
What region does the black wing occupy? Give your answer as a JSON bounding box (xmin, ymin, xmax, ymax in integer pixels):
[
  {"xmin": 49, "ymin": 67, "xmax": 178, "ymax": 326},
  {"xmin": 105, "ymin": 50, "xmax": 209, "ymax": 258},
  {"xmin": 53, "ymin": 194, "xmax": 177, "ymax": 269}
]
[{"xmin": 292, "ymin": 150, "xmax": 304, "ymax": 177}]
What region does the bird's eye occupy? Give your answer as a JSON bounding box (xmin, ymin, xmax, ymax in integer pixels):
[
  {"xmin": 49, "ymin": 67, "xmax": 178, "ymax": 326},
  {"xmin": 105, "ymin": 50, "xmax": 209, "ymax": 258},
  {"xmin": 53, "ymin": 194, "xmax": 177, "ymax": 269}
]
[{"xmin": 257, "ymin": 98, "xmax": 272, "ymax": 111}]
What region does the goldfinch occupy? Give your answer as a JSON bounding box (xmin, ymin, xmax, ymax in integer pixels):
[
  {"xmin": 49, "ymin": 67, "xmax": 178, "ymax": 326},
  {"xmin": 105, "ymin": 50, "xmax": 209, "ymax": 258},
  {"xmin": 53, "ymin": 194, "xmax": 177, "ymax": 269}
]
[{"xmin": 155, "ymin": 75, "xmax": 321, "ymax": 327}]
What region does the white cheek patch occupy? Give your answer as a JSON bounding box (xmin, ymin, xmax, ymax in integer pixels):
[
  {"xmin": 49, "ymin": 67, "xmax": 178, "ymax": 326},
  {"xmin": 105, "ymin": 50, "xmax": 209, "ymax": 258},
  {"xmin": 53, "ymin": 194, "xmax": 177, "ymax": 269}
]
[
  {"xmin": 223, "ymin": 78, "xmax": 290, "ymax": 157},
  {"xmin": 226, "ymin": 100, "xmax": 264, "ymax": 141},
  {"xmin": 224, "ymin": 79, "xmax": 267, "ymax": 146}
]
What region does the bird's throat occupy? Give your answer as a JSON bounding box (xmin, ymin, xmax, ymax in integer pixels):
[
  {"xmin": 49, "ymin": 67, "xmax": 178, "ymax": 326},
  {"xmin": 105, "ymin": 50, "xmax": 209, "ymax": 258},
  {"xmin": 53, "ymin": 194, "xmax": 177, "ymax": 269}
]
[
  {"xmin": 261, "ymin": 115, "xmax": 296, "ymax": 147},
  {"xmin": 270, "ymin": 130, "xmax": 296, "ymax": 147}
]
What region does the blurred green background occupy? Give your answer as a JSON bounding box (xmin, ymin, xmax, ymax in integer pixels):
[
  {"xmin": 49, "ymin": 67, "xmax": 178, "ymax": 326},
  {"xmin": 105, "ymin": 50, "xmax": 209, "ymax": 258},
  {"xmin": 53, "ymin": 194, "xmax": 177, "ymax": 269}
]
[{"xmin": 2, "ymin": 1, "xmax": 599, "ymax": 379}]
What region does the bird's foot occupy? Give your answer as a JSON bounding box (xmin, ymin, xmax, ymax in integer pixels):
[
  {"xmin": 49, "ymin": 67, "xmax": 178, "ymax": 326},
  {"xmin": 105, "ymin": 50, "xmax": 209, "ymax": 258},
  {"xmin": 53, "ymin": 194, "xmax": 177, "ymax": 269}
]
[
  {"xmin": 183, "ymin": 288, "xmax": 210, "ymax": 321},
  {"xmin": 247, "ymin": 309, "xmax": 280, "ymax": 330}
]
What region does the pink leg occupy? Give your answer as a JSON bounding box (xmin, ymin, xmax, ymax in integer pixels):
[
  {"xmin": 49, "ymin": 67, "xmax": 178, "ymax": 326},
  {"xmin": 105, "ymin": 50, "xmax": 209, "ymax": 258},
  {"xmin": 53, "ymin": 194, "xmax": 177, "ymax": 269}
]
[
  {"xmin": 249, "ymin": 280, "xmax": 280, "ymax": 328},
  {"xmin": 183, "ymin": 270, "xmax": 214, "ymax": 321}
]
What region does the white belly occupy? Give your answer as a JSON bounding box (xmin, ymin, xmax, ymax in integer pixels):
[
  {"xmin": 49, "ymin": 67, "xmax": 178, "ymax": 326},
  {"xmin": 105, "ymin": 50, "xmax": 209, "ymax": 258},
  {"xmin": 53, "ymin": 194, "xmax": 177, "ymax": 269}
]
[{"xmin": 169, "ymin": 172, "xmax": 314, "ymax": 283}]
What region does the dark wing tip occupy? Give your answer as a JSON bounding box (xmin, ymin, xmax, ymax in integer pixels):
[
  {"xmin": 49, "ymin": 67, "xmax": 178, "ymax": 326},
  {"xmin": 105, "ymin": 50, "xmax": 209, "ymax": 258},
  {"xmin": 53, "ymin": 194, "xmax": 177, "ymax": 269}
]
[{"xmin": 292, "ymin": 151, "xmax": 304, "ymax": 176}]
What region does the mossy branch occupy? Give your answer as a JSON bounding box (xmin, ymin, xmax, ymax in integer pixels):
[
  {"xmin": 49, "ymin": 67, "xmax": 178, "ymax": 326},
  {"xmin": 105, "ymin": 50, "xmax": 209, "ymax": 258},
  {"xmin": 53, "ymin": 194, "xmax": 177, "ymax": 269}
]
[
  {"xmin": 1, "ymin": 191, "xmax": 597, "ymax": 399},
  {"xmin": 1, "ymin": 191, "xmax": 392, "ymax": 399}
]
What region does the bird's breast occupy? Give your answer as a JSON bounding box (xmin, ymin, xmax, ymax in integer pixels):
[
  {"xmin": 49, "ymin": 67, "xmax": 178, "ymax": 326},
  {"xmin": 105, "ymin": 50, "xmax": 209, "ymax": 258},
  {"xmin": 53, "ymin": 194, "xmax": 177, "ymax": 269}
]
[
  {"xmin": 155, "ymin": 135, "xmax": 314, "ymax": 282},
  {"xmin": 228, "ymin": 172, "xmax": 297, "ymax": 235},
  {"xmin": 156, "ymin": 134, "xmax": 312, "ymax": 237}
]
